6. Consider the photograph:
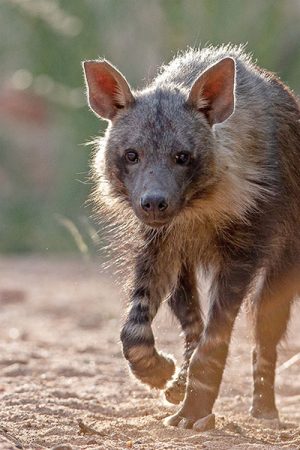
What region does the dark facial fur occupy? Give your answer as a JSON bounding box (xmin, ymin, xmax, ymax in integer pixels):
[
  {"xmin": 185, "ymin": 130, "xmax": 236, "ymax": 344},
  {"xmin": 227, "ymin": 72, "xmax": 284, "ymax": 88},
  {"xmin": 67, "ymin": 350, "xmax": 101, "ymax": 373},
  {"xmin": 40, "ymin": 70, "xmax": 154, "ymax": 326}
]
[
  {"xmin": 83, "ymin": 44, "xmax": 300, "ymax": 431},
  {"xmin": 103, "ymin": 88, "xmax": 216, "ymax": 227}
]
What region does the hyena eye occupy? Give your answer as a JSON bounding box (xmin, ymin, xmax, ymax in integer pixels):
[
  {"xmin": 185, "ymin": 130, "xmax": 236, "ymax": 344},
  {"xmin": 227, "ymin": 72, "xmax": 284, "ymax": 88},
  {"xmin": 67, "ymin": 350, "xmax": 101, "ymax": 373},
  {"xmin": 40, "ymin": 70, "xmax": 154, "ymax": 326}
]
[
  {"xmin": 175, "ymin": 152, "xmax": 191, "ymax": 165},
  {"xmin": 125, "ymin": 149, "xmax": 139, "ymax": 164}
]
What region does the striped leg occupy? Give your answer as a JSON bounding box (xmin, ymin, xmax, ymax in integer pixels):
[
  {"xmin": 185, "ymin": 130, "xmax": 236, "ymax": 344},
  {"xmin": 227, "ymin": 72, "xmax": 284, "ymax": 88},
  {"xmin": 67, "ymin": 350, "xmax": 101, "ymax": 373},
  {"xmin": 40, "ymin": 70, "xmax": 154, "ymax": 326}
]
[
  {"xmin": 164, "ymin": 261, "xmax": 256, "ymax": 430},
  {"xmin": 120, "ymin": 254, "xmax": 178, "ymax": 389},
  {"xmin": 250, "ymin": 268, "xmax": 297, "ymax": 419},
  {"xmin": 165, "ymin": 267, "xmax": 203, "ymax": 404}
]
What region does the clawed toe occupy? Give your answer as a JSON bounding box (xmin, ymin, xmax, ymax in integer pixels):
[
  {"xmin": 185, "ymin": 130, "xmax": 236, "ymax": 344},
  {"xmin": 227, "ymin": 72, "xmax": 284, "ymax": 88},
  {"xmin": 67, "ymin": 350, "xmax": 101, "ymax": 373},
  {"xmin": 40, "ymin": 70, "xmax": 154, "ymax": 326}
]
[
  {"xmin": 193, "ymin": 414, "xmax": 216, "ymax": 431},
  {"xmin": 164, "ymin": 412, "xmax": 215, "ymax": 431},
  {"xmin": 163, "ymin": 412, "xmax": 183, "ymax": 427},
  {"xmin": 178, "ymin": 418, "xmax": 194, "ymax": 429}
]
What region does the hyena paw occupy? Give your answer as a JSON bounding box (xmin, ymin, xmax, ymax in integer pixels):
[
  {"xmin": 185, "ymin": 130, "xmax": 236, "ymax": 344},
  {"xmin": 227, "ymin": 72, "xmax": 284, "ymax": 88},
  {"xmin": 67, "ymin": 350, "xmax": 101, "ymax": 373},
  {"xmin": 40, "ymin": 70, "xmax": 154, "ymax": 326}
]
[
  {"xmin": 131, "ymin": 351, "xmax": 176, "ymax": 389},
  {"xmin": 250, "ymin": 403, "xmax": 279, "ymax": 420},
  {"xmin": 164, "ymin": 375, "xmax": 186, "ymax": 404},
  {"xmin": 164, "ymin": 410, "xmax": 215, "ymax": 432},
  {"xmin": 163, "ymin": 392, "xmax": 215, "ymax": 431}
]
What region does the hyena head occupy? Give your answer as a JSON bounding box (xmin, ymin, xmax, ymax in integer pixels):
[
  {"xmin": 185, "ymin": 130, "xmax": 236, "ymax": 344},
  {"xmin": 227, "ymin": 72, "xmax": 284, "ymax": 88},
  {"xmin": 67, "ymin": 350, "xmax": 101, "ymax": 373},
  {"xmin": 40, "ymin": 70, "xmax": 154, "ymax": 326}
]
[{"xmin": 83, "ymin": 57, "xmax": 235, "ymax": 228}]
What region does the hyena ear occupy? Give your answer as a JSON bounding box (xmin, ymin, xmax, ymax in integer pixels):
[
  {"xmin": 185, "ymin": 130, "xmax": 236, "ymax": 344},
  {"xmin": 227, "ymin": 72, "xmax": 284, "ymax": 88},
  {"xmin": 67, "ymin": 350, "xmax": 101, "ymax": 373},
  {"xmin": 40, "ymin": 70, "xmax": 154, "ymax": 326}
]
[
  {"xmin": 82, "ymin": 60, "xmax": 135, "ymax": 121},
  {"xmin": 187, "ymin": 57, "xmax": 236, "ymax": 126}
]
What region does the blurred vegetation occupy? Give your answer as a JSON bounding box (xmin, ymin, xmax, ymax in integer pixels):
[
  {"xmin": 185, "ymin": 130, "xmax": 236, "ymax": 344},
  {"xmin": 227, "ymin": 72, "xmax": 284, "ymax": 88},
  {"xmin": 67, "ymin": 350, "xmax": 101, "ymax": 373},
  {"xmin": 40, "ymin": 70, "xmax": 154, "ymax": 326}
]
[{"xmin": 1, "ymin": 0, "xmax": 300, "ymax": 254}]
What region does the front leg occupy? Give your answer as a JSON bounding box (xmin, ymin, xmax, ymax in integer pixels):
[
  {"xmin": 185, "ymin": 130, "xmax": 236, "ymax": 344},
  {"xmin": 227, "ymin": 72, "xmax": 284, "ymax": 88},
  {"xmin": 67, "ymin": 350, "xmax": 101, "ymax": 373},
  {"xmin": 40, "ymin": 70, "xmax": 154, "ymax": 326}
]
[
  {"xmin": 165, "ymin": 259, "xmax": 257, "ymax": 430},
  {"xmin": 165, "ymin": 266, "xmax": 203, "ymax": 404},
  {"xmin": 120, "ymin": 249, "xmax": 179, "ymax": 389}
]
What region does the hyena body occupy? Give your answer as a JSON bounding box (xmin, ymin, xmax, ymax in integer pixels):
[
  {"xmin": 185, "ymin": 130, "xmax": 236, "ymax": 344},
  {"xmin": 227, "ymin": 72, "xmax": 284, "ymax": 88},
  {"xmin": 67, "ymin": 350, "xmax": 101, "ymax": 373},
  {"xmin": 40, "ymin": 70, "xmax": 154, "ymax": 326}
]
[{"xmin": 83, "ymin": 45, "xmax": 300, "ymax": 430}]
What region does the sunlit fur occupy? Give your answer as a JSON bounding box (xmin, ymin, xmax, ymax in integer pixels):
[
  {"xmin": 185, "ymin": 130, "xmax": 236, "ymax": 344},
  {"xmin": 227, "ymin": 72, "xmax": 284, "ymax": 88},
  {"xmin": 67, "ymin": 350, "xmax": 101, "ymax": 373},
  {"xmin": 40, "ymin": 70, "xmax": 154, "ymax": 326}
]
[
  {"xmin": 90, "ymin": 45, "xmax": 278, "ymax": 264},
  {"xmin": 86, "ymin": 44, "xmax": 300, "ymax": 425}
]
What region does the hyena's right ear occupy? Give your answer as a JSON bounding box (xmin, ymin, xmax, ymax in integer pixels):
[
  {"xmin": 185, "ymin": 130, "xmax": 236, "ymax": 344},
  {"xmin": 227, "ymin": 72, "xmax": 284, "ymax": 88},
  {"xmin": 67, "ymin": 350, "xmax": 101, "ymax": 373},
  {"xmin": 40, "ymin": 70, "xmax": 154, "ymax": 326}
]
[{"xmin": 82, "ymin": 60, "xmax": 135, "ymax": 121}]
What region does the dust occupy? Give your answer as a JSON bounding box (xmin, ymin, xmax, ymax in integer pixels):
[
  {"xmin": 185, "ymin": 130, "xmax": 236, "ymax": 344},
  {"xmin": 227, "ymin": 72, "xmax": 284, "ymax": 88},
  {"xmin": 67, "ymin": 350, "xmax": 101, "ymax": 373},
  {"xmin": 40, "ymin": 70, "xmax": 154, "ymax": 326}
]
[{"xmin": 0, "ymin": 257, "xmax": 299, "ymax": 449}]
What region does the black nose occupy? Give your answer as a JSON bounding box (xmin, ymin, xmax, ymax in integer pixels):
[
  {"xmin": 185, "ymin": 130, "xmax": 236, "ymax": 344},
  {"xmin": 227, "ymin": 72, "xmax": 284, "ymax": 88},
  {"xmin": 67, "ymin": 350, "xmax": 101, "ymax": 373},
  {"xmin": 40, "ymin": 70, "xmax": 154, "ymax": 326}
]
[{"xmin": 141, "ymin": 193, "xmax": 168, "ymax": 213}]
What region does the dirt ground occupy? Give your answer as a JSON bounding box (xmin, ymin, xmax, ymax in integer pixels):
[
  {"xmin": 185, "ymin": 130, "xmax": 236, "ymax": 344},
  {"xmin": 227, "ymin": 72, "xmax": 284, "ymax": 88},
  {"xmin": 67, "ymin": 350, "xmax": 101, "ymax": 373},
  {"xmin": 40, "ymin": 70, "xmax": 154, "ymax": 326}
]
[{"xmin": 0, "ymin": 256, "xmax": 299, "ymax": 450}]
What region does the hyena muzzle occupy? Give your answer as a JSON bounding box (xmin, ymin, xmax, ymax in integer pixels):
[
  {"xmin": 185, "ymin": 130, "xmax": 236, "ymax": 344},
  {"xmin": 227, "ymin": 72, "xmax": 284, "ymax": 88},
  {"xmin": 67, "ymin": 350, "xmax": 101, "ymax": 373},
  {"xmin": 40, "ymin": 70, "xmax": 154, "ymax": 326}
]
[{"xmin": 82, "ymin": 45, "xmax": 300, "ymax": 431}]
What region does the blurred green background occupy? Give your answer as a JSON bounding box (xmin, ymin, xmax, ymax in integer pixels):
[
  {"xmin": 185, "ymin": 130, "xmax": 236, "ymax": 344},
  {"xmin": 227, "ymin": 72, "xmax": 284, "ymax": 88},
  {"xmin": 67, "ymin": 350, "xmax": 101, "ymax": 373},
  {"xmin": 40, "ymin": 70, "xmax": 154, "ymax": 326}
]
[{"xmin": 1, "ymin": 0, "xmax": 300, "ymax": 254}]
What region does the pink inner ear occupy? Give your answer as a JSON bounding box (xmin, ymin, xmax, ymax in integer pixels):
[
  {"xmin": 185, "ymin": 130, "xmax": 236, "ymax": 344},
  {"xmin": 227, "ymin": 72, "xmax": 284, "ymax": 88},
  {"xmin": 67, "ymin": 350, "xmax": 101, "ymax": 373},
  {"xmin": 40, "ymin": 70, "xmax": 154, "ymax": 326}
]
[
  {"xmin": 84, "ymin": 60, "xmax": 134, "ymax": 120},
  {"xmin": 203, "ymin": 80, "xmax": 223, "ymax": 101},
  {"xmin": 94, "ymin": 71, "xmax": 118, "ymax": 99}
]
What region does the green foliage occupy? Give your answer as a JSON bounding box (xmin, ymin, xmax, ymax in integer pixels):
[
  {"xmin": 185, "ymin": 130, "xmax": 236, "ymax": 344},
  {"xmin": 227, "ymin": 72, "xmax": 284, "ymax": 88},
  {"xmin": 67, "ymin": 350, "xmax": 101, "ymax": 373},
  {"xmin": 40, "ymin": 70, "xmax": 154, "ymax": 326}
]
[{"xmin": 0, "ymin": 0, "xmax": 300, "ymax": 253}]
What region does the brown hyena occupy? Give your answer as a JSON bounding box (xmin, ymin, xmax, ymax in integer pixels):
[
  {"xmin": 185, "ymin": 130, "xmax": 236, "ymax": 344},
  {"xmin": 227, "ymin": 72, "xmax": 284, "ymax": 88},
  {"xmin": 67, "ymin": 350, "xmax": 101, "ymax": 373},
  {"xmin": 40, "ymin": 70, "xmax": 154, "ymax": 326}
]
[{"xmin": 82, "ymin": 45, "xmax": 300, "ymax": 431}]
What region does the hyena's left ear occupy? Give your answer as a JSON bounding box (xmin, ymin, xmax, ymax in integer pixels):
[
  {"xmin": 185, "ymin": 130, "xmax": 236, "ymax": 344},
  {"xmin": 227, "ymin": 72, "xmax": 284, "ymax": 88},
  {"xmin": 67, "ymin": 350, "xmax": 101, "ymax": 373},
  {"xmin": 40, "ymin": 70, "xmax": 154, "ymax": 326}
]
[
  {"xmin": 82, "ymin": 60, "xmax": 135, "ymax": 121},
  {"xmin": 187, "ymin": 57, "xmax": 236, "ymax": 126}
]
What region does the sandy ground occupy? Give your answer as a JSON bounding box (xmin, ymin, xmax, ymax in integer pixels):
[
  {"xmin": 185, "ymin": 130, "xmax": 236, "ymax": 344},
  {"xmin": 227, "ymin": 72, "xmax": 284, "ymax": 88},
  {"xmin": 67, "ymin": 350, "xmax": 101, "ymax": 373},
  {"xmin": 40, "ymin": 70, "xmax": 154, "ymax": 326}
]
[{"xmin": 0, "ymin": 256, "xmax": 299, "ymax": 450}]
